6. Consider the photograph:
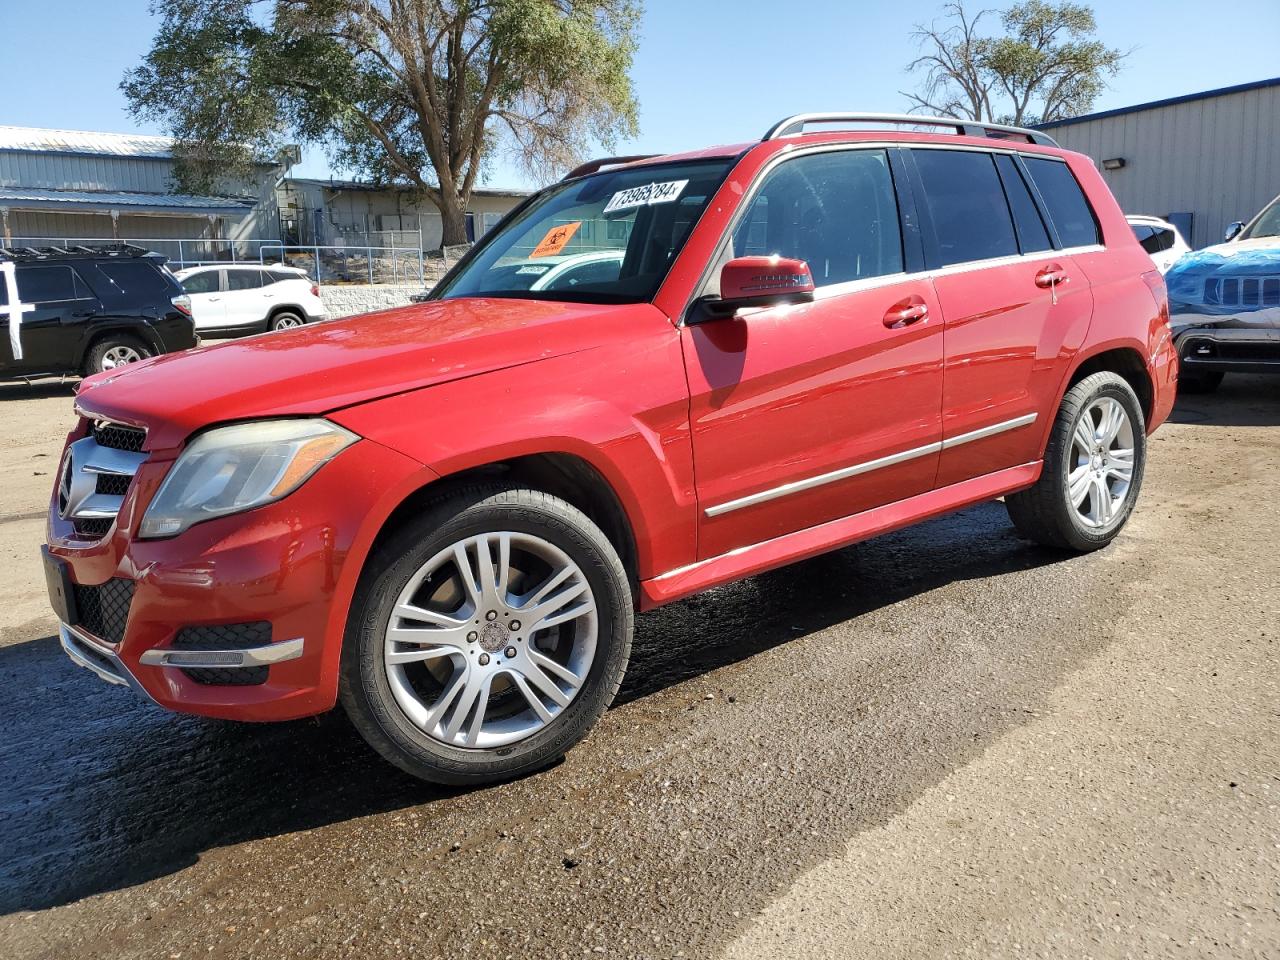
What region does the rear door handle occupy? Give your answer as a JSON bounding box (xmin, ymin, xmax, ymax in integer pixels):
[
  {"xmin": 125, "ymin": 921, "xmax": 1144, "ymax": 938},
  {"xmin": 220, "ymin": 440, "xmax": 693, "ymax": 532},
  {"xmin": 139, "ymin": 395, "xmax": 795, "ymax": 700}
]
[
  {"xmin": 883, "ymin": 298, "xmax": 929, "ymax": 328},
  {"xmin": 1035, "ymin": 267, "xmax": 1070, "ymax": 288}
]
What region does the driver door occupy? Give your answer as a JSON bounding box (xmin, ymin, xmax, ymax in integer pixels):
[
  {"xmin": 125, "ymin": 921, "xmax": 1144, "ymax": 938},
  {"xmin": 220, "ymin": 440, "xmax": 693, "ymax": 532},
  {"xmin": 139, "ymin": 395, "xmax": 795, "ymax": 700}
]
[{"xmin": 682, "ymin": 148, "xmax": 945, "ymax": 560}]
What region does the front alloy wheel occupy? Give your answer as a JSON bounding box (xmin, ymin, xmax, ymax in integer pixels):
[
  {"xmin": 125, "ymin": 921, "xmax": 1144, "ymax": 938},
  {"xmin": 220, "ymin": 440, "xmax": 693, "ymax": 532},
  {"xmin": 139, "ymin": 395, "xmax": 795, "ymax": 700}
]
[
  {"xmin": 385, "ymin": 531, "xmax": 598, "ymax": 749},
  {"xmin": 341, "ymin": 486, "xmax": 632, "ymax": 785}
]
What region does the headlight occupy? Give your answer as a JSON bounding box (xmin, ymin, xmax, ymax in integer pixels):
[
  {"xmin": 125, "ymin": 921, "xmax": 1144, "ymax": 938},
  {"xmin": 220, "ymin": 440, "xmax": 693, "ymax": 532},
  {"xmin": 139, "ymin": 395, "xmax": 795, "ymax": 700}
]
[{"xmin": 139, "ymin": 419, "xmax": 358, "ymax": 538}]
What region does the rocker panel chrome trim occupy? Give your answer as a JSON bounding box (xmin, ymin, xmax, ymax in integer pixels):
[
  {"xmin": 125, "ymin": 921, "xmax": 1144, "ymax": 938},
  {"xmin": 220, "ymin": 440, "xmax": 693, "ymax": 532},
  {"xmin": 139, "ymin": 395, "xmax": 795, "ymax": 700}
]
[{"xmin": 704, "ymin": 413, "xmax": 1038, "ymax": 517}]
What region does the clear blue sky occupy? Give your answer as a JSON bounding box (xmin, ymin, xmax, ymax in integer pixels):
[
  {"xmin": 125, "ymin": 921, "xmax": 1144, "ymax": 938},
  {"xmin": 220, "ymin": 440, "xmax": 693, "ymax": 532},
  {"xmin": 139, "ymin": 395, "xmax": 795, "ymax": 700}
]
[{"xmin": 2, "ymin": 0, "xmax": 1277, "ymax": 191}]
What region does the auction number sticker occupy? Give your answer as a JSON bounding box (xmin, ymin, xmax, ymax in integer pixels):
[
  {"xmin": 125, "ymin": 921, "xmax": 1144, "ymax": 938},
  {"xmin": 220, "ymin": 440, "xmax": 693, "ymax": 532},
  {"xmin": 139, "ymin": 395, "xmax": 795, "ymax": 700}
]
[{"xmin": 602, "ymin": 179, "xmax": 689, "ymax": 215}]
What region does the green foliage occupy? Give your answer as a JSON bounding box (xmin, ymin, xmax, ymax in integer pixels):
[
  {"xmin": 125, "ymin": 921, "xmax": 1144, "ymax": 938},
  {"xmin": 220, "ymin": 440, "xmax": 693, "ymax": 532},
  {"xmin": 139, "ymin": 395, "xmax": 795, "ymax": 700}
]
[
  {"xmin": 124, "ymin": 0, "xmax": 642, "ymax": 243},
  {"xmin": 904, "ymin": 1, "xmax": 1126, "ymax": 126}
]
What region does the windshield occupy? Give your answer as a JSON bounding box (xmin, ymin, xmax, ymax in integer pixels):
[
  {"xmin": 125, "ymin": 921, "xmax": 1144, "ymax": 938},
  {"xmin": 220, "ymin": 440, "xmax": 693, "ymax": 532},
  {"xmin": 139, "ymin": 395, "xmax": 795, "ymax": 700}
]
[
  {"xmin": 1243, "ymin": 195, "xmax": 1280, "ymax": 240},
  {"xmin": 434, "ymin": 159, "xmax": 732, "ymax": 303}
]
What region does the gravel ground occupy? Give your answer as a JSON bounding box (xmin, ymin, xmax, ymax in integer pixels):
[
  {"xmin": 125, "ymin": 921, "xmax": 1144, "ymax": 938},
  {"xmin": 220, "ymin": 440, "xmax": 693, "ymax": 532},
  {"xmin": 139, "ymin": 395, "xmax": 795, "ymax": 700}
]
[{"xmin": 0, "ymin": 375, "xmax": 1276, "ymax": 960}]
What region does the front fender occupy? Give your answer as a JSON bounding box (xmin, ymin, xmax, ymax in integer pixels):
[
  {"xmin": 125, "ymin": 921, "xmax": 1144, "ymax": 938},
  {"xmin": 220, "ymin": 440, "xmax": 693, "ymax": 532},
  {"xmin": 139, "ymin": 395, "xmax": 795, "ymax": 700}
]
[{"xmin": 328, "ymin": 331, "xmax": 697, "ymax": 580}]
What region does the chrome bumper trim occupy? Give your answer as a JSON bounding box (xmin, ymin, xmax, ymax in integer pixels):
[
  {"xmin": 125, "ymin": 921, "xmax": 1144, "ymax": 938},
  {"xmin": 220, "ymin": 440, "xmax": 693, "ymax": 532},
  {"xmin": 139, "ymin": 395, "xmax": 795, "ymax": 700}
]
[
  {"xmin": 59, "ymin": 623, "xmax": 157, "ymax": 704},
  {"xmin": 138, "ymin": 637, "xmax": 304, "ymax": 669}
]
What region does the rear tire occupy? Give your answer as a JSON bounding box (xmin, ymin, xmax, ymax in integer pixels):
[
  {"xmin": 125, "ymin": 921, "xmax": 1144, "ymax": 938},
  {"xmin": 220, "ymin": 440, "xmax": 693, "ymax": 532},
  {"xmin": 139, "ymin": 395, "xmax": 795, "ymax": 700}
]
[
  {"xmin": 339, "ymin": 486, "xmax": 633, "ymax": 785},
  {"xmin": 269, "ymin": 310, "xmax": 306, "ymax": 331},
  {"xmin": 1006, "ymin": 372, "xmax": 1147, "ymax": 552},
  {"xmin": 84, "ymin": 334, "xmax": 151, "ymax": 376},
  {"xmin": 1177, "ymin": 371, "xmax": 1223, "ymax": 394}
]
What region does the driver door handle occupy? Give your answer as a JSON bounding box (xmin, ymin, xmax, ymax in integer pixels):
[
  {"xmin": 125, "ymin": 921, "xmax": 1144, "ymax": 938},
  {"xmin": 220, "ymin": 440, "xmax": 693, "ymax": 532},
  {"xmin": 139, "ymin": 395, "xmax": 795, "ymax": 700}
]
[{"xmin": 1035, "ymin": 266, "xmax": 1070, "ymax": 288}]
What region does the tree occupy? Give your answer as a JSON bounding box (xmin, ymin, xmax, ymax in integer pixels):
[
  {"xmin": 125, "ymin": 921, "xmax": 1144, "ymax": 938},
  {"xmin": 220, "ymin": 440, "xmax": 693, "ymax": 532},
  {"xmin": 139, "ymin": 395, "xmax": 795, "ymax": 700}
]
[
  {"xmin": 123, "ymin": 0, "xmax": 641, "ymax": 246},
  {"xmin": 904, "ymin": 1, "xmax": 1125, "ymax": 126}
]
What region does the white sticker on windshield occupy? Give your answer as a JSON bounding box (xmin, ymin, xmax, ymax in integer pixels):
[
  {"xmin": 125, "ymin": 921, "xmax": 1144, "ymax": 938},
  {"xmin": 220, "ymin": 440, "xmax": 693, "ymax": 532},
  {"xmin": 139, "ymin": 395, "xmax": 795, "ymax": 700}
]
[{"xmin": 602, "ymin": 179, "xmax": 689, "ymax": 215}]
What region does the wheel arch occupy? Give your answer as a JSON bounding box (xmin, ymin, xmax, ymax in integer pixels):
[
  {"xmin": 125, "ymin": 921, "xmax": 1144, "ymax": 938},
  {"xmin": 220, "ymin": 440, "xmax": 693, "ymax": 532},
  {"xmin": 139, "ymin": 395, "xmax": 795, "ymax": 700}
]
[
  {"xmin": 78, "ymin": 323, "xmax": 163, "ymax": 370},
  {"xmin": 1062, "ymin": 342, "xmax": 1154, "ymax": 426},
  {"xmin": 363, "ymin": 451, "xmax": 641, "ymax": 598}
]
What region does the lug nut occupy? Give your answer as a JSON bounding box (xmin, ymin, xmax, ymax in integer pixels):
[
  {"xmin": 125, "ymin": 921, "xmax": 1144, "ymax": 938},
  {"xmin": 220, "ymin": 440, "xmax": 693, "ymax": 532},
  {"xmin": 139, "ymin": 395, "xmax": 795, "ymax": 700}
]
[
  {"xmin": 485, "ymin": 610, "xmax": 498, "ymax": 621},
  {"xmin": 509, "ymin": 620, "xmax": 521, "ymax": 631},
  {"xmin": 505, "ymin": 646, "xmax": 517, "ymax": 658},
  {"xmin": 467, "ymin": 631, "xmax": 478, "ymax": 642},
  {"xmin": 478, "ymin": 653, "xmax": 490, "ymax": 666}
]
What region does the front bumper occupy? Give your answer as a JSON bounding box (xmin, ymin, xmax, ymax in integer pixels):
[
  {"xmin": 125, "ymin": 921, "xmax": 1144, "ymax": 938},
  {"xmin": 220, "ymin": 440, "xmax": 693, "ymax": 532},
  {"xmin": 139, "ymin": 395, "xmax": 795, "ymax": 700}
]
[
  {"xmin": 1174, "ymin": 325, "xmax": 1280, "ymax": 375},
  {"xmin": 47, "ymin": 435, "xmax": 429, "ymax": 721}
]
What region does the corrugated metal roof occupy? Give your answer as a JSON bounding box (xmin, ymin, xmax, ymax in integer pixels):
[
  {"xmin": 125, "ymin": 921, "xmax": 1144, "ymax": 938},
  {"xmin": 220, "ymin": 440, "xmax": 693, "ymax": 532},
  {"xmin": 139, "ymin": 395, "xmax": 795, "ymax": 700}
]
[
  {"xmin": 0, "ymin": 125, "xmax": 177, "ymax": 159},
  {"xmin": 0, "ymin": 186, "xmax": 255, "ymax": 215},
  {"xmin": 1037, "ymin": 76, "xmax": 1280, "ymax": 130}
]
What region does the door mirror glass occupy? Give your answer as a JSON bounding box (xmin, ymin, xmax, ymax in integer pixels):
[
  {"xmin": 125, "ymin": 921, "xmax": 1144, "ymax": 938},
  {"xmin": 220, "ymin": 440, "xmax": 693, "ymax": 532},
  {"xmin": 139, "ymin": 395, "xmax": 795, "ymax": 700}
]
[
  {"xmin": 711, "ymin": 256, "xmax": 815, "ymax": 315},
  {"xmin": 1224, "ymin": 220, "xmax": 1246, "ymax": 242}
]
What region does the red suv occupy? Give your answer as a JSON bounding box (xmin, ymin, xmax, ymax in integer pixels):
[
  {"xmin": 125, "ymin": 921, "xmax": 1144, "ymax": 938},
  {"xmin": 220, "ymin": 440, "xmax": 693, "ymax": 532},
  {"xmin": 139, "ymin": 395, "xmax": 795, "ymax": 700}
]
[{"xmin": 44, "ymin": 114, "xmax": 1177, "ymax": 784}]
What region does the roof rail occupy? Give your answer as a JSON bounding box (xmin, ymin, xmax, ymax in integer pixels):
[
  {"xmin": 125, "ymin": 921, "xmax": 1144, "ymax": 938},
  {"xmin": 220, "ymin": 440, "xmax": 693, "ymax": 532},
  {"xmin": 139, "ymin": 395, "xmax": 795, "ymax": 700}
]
[
  {"xmin": 0, "ymin": 242, "xmax": 154, "ymax": 262},
  {"xmin": 561, "ymin": 154, "xmax": 662, "ymax": 181},
  {"xmin": 763, "ymin": 112, "xmax": 1059, "ymax": 147}
]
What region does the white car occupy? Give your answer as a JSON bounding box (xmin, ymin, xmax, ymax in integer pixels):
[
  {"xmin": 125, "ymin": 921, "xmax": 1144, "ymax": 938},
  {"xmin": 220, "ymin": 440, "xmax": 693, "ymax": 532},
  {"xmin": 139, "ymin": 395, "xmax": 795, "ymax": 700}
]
[
  {"xmin": 1126, "ymin": 215, "xmax": 1191, "ymax": 273},
  {"xmin": 174, "ymin": 264, "xmax": 327, "ymax": 337}
]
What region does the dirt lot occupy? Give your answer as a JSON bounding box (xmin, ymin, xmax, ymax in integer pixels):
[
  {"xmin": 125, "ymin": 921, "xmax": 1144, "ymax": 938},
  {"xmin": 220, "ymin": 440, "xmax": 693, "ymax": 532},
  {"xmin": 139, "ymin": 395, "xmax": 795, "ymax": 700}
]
[{"xmin": 0, "ymin": 375, "xmax": 1277, "ymax": 960}]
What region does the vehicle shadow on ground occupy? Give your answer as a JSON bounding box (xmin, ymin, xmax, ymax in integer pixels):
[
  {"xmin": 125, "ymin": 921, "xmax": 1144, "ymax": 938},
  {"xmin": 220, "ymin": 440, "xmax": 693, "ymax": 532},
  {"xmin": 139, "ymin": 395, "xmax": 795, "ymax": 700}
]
[
  {"xmin": 1168, "ymin": 374, "xmax": 1280, "ymax": 427},
  {"xmin": 0, "ymin": 502, "xmax": 1068, "ymax": 914},
  {"xmin": 0, "ymin": 380, "xmax": 77, "ymax": 402}
]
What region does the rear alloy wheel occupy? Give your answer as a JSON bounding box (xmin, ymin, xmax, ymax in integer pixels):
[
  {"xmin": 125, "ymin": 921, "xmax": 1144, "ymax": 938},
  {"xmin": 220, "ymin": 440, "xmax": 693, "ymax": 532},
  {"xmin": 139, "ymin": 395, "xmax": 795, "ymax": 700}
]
[
  {"xmin": 270, "ymin": 310, "xmax": 306, "ymax": 331},
  {"xmin": 85, "ymin": 335, "xmax": 151, "ymax": 376},
  {"xmin": 340, "ymin": 487, "xmax": 632, "ymax": 784},
  {"xmin": 1006, "ymin": 371, "xmax": 1147, "ymax": 551}
]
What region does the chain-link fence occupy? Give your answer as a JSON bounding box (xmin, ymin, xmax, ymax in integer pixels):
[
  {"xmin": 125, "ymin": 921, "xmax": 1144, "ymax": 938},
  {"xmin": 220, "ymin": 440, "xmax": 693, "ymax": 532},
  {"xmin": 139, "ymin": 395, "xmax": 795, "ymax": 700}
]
[{"xmin": 6, "ymin": 236, "xmax": 468, "ymax": 287}]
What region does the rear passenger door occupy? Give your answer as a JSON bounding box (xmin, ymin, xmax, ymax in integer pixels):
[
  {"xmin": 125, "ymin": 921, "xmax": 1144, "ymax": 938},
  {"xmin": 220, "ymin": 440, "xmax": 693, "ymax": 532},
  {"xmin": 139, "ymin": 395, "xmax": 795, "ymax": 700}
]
[
  {"xmin": 223, "ymin": 268, "xmax": 270, "ymax": 328},
  {"xmin": 907, "ymin": 148, "xmax": 1095, "ymax": 487},
  {"xmin": 683, "ymin": 148, "xmax": 945, "ymax": 560}
]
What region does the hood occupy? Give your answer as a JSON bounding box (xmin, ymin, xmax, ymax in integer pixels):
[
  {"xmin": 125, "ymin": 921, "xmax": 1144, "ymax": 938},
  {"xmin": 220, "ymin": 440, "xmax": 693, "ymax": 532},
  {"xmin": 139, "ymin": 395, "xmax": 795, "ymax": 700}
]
[
  {"xmin": 75, "ymin": 297, "xmax": 656, "ymax": 452},
  {"xmin": 1165, "ymin": 235, "xmax": 1280, "ymax": 325}
]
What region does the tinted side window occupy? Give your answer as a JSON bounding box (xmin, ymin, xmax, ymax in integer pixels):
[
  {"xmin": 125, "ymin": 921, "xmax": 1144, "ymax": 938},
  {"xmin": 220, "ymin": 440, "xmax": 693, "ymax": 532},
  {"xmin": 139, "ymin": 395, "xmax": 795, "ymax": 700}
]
[
  {"xmin": 180, "ymin": 271, "xmax": 220, "ymax": 294},
  {"xmin": 732, "ymin": 149, "xmax": 903, "ymax": 287},
  {"xmin": 1023, "ymin": 157, "xmax": 1100, "ymax": 247},
  {"xmin": 226, "ymin": 268, "xmax": 266, "ymax": 290},
  {"xmin": 995, "ymin": 155, "xmax": 1052, "ymax": 254},
  {"xmin": 267, "ymin": 269, "xmax": 303, "ymax": 284},
  {"xmin": 15, "ymin": 265, "xmax": 83, "ymax": 303},
  {"xmin": 95, "ymin": 260, "xmax": 174, "ymax": 299},
  {"xmin": 1146, "ymin": 228, "xmax": 1175, "ymax": 254},
  {"xmin": 913, "ymin": 150, "xmax": 1019, "ymax": 266}
]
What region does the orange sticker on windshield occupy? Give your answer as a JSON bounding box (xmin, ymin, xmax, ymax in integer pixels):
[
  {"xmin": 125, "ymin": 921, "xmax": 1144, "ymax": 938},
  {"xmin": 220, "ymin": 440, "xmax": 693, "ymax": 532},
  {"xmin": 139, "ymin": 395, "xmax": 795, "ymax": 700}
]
[{"xmin": 530, "ymin": 221, "xmax": 581, "ymax": 257}]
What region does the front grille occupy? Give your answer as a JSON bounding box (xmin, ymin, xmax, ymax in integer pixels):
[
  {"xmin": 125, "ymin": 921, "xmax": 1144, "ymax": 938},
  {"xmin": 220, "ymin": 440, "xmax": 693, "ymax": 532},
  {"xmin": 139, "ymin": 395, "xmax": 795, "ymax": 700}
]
[
  {"xmin": 172, "ymin": 622, "xmax": 272, "ymax": 686},
  {"xmin": 72, "ymin": 578, "xmax": 135, "ymax": 645},
  {"xmin": 91, "ymin": 420, "xmax": 146, "ymax": 452},
  {"xmin": 1204, "ymin": 276, "xmax": 1280, "ymax": 308},
  {"xmin": 59, "ymin": 421, "xmax": 148, "ymax": 542},
  {"xmin": 94, "ymin": 474, "xmax": 131, "ymax": 496}
]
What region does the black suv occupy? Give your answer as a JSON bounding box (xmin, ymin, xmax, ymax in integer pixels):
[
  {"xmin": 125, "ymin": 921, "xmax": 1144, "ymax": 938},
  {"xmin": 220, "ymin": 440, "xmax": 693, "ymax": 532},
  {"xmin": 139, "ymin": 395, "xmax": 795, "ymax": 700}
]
[{"xmin": 0, "ymin": 244, "xmax": 196, "ymax": 381}]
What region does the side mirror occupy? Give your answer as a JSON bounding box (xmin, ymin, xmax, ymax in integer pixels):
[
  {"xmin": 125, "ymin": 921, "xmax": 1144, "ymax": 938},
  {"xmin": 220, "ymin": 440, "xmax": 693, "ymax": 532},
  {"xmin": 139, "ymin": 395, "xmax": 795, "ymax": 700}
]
[
  {"xmin": 696, "ymin": 256, "xmax": 815, "ymax": 319},
  {"xmin": 1224, "ymin": 220, "xmax": 1246, "ymax": 242}
]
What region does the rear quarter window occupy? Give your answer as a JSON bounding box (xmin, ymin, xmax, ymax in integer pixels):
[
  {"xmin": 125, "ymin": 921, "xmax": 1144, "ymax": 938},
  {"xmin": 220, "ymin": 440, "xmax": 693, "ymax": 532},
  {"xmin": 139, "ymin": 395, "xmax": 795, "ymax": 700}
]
[
  {"xmin": 1023, "ymin": 157, "xmax": 1100, "ymax": 248},
  {"xmin": 94, "ymin": 260, "xmax": 178, "ymax": 300}
]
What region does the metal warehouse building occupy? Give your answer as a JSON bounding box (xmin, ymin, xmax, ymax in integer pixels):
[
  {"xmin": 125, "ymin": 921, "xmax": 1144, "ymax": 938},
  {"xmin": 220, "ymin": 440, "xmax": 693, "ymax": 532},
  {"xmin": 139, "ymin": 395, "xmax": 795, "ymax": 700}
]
[
  {"xmin": 0, "ymin": 126, "xmax": 283, "ymax": 247},
  {"xmin": 1038, "ymin": 77, "xmax": 1280, "ymax": 249}
]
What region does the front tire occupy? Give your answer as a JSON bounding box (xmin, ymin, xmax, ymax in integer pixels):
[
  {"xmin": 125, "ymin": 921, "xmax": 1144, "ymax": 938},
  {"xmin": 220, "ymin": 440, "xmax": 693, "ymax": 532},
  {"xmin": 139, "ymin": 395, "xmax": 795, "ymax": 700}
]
[
  {"xmin": 1006, "ymin": 372, "xmax": 1147, "ymax": 551},
  {"xmin": 339, "ymin": 486, "xmax": 633, "ymax": 785}
]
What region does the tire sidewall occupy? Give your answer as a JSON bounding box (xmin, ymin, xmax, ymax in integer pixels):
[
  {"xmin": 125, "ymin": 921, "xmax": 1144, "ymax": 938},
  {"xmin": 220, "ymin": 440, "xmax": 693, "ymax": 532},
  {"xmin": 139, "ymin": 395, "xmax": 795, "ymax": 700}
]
[
  {"xmin": 1055, "ymin": 376, "xmax": 1147, "ymax": 548},
  {"xmin": 271, "ymin": 311, "xmax": 305, "ymax": 331},
  {"xmin": 341, "ymin": 489, "xmax": 632, "ymax": 784},
  {"xmin": 88, "ymin": 335, "xmax": 150, "ymax": 375}
]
